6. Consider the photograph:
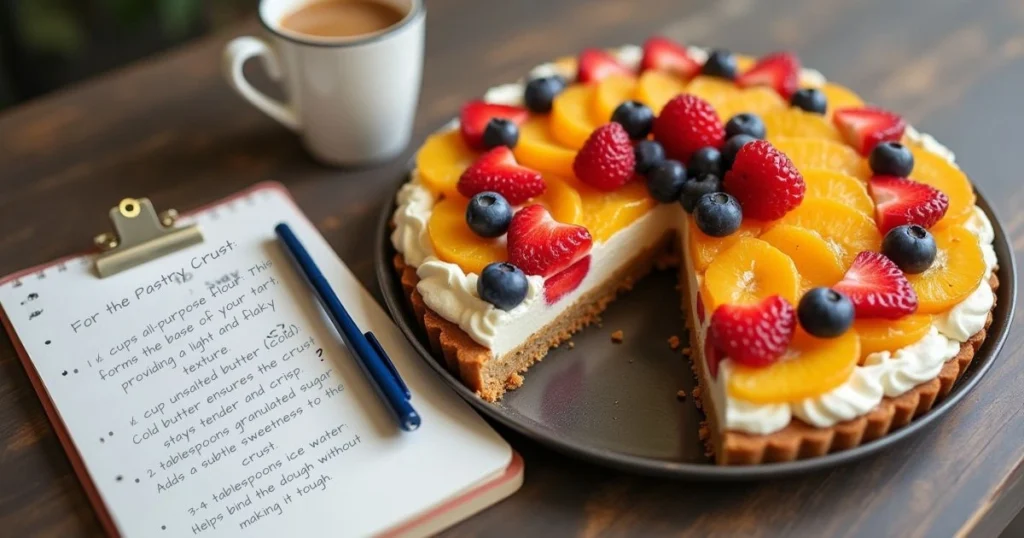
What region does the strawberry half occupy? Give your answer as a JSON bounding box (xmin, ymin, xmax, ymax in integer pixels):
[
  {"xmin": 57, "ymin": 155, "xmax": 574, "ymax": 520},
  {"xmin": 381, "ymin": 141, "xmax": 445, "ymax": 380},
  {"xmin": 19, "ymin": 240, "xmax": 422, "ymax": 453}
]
[
  {"xmin": 832, "ymin": 106, "xmax": 906, "ymax": 156},
  {"xmin": 736, "ymin": 51, "xmax": 801, "ymax": 99},
  {"xmin": 833, "ymin": 251, "xmax": 918, "ymax": 319},
  {"xmin": 640, "ymin": 37, "xmax": 701, "ymax": 78},
  {"xmin": 868, "ymin": 175, "xmax": 949, "ymax": 234},
  {"xmin": 507, "ymin": 205, "xmax": 593, "ymax": 277},
  {"xmin": 708, "ymin": 295, "xmax": 797, "ymax": 368},
  {"xmin": 573, "ymin": 123, "xmax": 636, "ymax": 191},
  {"xmin": 457, "ymin": 147, "xmax": 545, "ymax": 205},
  {"xmin": 577, "ymin": 48, "xmax": 633, "ymax": 84},
  {"xmin": 459, "ymin": 100, "xmax": 529, "ymax": 150},
  {"xmin": 544, "ymin": 256, "xmax": 591, "ymax": 304}
]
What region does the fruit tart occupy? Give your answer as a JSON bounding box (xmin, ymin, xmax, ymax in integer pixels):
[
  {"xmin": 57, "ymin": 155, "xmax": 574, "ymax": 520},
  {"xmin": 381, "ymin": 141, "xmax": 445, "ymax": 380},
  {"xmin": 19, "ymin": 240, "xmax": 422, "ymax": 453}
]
[{"xmin": 390, "ymin": 38, "xmax": 999, "ymax": 464}]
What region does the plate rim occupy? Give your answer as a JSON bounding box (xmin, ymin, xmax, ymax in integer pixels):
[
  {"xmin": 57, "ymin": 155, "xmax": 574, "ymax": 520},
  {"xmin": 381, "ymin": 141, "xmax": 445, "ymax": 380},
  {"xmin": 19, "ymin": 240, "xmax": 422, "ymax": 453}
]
[{"xmin": 373, "ymin": 173, "xmax": 1016, "ymax": 480}]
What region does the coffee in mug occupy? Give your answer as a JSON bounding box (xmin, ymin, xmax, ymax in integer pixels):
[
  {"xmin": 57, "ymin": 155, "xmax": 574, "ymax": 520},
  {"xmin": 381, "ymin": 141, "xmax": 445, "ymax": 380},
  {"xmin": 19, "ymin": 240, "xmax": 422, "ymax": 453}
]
[
  {"xmin": 223, "ymin": 0, "xmax": 425, "ymax": 166},
  {"xmin": 280, "ymin": 0, "xmax": 406, "ymax": 38}
]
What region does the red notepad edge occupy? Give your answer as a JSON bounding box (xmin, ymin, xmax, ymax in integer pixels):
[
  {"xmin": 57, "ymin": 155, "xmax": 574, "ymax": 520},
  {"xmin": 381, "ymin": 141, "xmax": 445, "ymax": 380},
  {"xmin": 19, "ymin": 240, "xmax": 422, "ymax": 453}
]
[{"xmin": 0, "ymin": 181, "xmax": 524, "ymax": 537}]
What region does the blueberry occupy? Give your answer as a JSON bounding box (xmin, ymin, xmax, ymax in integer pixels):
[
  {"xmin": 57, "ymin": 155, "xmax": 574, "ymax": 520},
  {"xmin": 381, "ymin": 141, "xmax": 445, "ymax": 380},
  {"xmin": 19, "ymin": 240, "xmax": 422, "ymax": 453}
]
[
  {"xmin": 790, "ymin": 88, "xmax": 828, "ymax": 115},
  {"xmin": 465, "ymin": 192, "xmax": 513, "ymax": 238},
  {"xmin": 798, "ymin": 287, "xmax": 855, "ymax": 338},
  {"xmin": 524, "ymin": 75, "xmax": 567, "ymax": 113},
  {"xmin": 701, "ymin": 49, "xmax": 738, "ymax": 80},
  {"xmin": 634, "ymin": 140, "xmax": 666, "ymax": 175},
  {"xmin": 646, "ymin": 160, "xmax": 687, "ymax": 203},
  {"xmin": 679, "ymin": 173, "xmax": 722, "ymax": 213},
  {"xmin": 693, "ymin": 192, "xmax": 742, "ymax": 237},
  {"xmin": 611, "ymin": 100, "xmax": 655, "ymax": 140},
  {"xmin": 882, "ymin": 224, "xmax": 937, "ymax": 274},
  {"xmin": 725, "ymin": 113, "xmax": 766, "ymax": 140},
  {"xmin": 482, "ymin": 118, "xmax": 519, "ymax": 149},
  {"xmin": 721, "ymin": 134, "xmax": 756, "ymax": 170},
  {"xmin": 869, "ymin": 141, "xmax": 915, "ymax": 177},
  {"xmin": 477, "ymin": 262, "xmax": 529, "ymax": 311},
  {"xmin": 688, "ymin": 146, "xmax": 722, "ymax": 178}
]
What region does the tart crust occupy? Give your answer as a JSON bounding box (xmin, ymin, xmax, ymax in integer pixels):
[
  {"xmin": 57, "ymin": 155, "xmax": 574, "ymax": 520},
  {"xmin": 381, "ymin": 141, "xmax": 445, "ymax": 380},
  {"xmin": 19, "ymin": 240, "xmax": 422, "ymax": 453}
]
[{"xmin": 392, "ymin": 227, "xmax": 997, "ymax": 463}]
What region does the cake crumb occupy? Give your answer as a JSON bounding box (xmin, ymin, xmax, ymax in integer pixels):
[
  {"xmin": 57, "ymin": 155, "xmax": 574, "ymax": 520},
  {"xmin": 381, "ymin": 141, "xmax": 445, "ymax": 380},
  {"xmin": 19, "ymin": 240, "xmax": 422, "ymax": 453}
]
[
  {"xmin": 567, "ymin": 341, "xmax": 575, "ymax": 349},
  {"xmin": 698, "ymin": 423, "xmax": 710, "ymax": 441},
  {"xmin": 505, "ymin": 372, "xmax": 524, "ymax": 390},
  {"xmin": 681, "ymin": 347, "xmax": 692, "ymax": 356},
  {"xmin": 691, "ymin": 386, "xmax": 703, "ymax": 409},
  {"xmin": 667, "ymin": 335, "xmax": 681, "ymax": 350},
  {"xmin": 676, "ymin": 389, "xmax": 687, "ymax": 401},
  {"xmin": 610, "ymin": 330, "xmax": 624, "ymax": 343}
]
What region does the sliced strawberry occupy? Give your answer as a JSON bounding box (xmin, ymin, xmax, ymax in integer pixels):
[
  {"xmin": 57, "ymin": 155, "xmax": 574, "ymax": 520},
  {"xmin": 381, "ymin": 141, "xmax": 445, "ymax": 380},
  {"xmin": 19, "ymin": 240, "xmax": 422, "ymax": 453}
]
[
  {"xmin": 457, "ymin": 147, "xmax": 545, "ymax": 204},
  {"xmin": 705, "ymin": 337, "xmax": 720, "ymax": 379},
  {"xmin": 736, "ymin": 51, "xmax": 801, "ymax": 99},
  {"xmin": 544, "ymin": 256, "xmax": 591, "ymax": 304},
  {"xmin": 459, "ymin": 100, "xmax": 529, "ymax": 150},
  {"xmin": 709, "ymin": 295, "xmax": 796, "ymax": 368},
  {"xmin": 832, "ymin": 106, "xmax": 906, "ymax": 156},
  {"xmin": 640, "ymin": 37, "xmax": 701, "ymax": 78},
  {"xmin": 696, "ymin": 291, "xmax": 706, "ymax": 326},
  {"xmin": 868, "ymin": 175, "xmax": 949, "ymax": 233},
  {"xmin": 507, "ymin": 205, "xmax": 593, "ymax": 277},
  {"xmin": 833, "ymin": 251, "xmax": 918, "ymax": 319},
  {"xmin": 577, "ymin": 48, "xmax": 633, "ymax": 84},
  {"xmin": 573, "ymin": 123, "xmax": 636, "ymax": 191}
]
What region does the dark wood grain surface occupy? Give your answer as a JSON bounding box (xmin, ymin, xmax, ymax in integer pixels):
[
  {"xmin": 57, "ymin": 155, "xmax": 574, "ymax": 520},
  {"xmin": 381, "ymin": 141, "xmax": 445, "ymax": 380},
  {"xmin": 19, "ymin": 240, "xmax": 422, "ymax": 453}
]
[{"xmin": 1, "ymin": 0, "xmax": 1022, "ymax": 536}]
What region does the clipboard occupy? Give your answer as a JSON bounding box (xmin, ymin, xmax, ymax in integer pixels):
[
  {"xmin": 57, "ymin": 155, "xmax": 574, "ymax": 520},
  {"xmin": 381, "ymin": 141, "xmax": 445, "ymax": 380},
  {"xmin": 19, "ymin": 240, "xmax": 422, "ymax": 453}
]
[{"xmin": 0, "ymin": 182, "xmax": 521, "ymax": 538}]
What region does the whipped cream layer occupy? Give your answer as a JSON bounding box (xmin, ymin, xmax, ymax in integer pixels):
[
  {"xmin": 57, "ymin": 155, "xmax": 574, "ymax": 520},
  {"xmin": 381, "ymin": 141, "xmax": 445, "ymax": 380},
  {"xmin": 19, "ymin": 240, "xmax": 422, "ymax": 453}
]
[{"xmin": 391, "ymin": 45, "xmax": 998, "ymax": 435}]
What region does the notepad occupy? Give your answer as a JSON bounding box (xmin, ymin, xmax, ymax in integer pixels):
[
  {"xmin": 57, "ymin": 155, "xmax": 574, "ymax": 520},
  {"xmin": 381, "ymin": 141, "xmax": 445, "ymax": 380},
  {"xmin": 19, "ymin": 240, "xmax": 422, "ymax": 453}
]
[{"xmin": 0, "ymin": 183, "xmax": 520, "ymax": 538}]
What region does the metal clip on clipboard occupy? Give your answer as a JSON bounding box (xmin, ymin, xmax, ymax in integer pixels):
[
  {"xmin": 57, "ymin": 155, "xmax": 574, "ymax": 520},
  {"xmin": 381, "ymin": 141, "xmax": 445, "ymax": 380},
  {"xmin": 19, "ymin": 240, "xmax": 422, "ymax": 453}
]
[{"xmin": 93, "ymin": 197, "xmax": 203, "ymax": 278}]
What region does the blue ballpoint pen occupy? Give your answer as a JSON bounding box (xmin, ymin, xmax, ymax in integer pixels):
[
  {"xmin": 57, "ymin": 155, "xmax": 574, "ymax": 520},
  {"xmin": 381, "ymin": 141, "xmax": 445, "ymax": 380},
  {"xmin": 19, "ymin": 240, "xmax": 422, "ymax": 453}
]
[{"xmin": 274, "ymin": 222, "xmax": 421, "ymax": 432}]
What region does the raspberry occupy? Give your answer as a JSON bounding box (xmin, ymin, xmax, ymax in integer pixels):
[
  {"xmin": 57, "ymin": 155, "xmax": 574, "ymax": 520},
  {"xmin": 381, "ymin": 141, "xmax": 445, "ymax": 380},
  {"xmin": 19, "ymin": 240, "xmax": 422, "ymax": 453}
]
[
  {"xmin": 652, "ymin": 94, "xmax": 725, "ymax": 162},
  {"xmin": 724, "ymin": 139, "xmax": 806, "ymax": 220},
  {"xmin": 572, "ymin": 123, "xmax": 636, "ymax": 191}
]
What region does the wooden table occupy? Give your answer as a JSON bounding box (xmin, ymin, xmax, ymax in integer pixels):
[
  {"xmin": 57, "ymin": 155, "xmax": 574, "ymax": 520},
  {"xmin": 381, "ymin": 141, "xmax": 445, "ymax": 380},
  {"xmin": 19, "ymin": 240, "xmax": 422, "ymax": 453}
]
[{"xmin": 1, "ymin": 0, "xmax": 1022, "ymax": 536}]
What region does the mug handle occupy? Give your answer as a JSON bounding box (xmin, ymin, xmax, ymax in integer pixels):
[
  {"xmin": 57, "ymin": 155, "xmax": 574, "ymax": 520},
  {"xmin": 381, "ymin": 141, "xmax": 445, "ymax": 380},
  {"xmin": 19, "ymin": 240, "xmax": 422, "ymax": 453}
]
[{"xmin": 222, "ymin": 36, "xmax": 300, "ymax": 131}]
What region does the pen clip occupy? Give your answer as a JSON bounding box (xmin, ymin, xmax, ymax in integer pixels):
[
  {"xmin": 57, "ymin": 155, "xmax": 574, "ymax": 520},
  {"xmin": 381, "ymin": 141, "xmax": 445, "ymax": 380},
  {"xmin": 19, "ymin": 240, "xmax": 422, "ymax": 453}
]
[{"xmin": 364, "ymin": 331, "xmax": 411, "ymax": 400}]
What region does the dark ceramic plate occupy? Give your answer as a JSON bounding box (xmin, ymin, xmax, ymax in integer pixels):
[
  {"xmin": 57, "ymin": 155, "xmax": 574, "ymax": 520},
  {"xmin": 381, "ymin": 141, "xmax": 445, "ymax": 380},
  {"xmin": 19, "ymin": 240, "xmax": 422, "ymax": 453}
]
[{"xmin": 374, "ymin": 177, "xmax": 1016, "ymax": 480}]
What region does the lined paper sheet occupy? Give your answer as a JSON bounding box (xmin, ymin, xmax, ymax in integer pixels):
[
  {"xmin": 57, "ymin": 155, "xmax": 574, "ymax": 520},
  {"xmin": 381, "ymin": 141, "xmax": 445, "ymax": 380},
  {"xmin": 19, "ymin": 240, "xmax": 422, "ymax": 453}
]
[{"xmin": 0, "ymin": 185, "xmax": 511, "ymax": 537}]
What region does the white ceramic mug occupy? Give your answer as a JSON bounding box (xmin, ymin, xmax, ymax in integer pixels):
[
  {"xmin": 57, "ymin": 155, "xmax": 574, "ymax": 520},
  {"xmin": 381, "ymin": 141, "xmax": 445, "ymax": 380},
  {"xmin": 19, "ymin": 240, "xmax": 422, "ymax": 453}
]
[{"xmin": 223, "ymin": 0, "xmax": 425, "ymax": 166}]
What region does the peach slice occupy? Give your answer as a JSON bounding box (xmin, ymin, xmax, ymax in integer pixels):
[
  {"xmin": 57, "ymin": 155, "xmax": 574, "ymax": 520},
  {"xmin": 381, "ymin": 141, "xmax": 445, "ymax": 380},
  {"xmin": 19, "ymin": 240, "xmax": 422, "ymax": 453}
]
[
  {"xmin": 593, "ymin": 74, "xmax": 637, "ymax": 124},
  {"xmin": 634, "ymin": 70, "xmax": 687, "ymax": 114},
  {"xmin": 534, "ymin": 175, "xmax": 584, "ymax": 226},
  {"xmin": 514, "ymin": 116, "xmax": 577, "ymax": 178},
  {"xmin": 427, "ymin": 197, "xmax": 506, "ymax": 275},
  {"xmin": 416, "ymin": 129, "xmax": 479, "ymax": 197},
  {"xmin": 773, "ymin": 197, "xmax": 882, "ymax": 269},
  {"xmin": 550, "ymin": 84, "xmax": 601, "ymax": 149},
  {"xmin": 801, "ymin": 168, "xmax": 874, "ymax": 218},
  {"xmin": 569, "ymin": 177, "xmax": 656, "ymax": 242},
  {"xmin": 687, "ymin": 218, "xmax": 764, "ymax": 273},
  {"xmin": 820, "ymin": 82, "xmax": 864, "ymax": 117},
  {"xmin": 909, "ymin": 146, "xmax": 976, "ymax": 229},
  {"xmin": 714, "ymin": 86, "xmax": 786, "ymax": 125},
  {"xmin": 906, "ymin": 225, "xmax": 987, "ymax": 314},
  {"xmin": 771, "ymin": 136, "xmax": 871, "ymax": 180},
  {"xmin": 701, "ymin": 237, "xmax": 801, "ymax": 311},
  {"xmin": 763, "ymin": 107, "xmax": 843, "ymax": 142},
  {"xmin": 727, "ymin": 328, "xmax": 860, "ymax": 404},
  {"xmin": 854, "ymin": 314, "xmax": 933, "ymax": 361},
  {"xmin": 759, "ymin": 224, "xmax": 846, "ymax": 292}
]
